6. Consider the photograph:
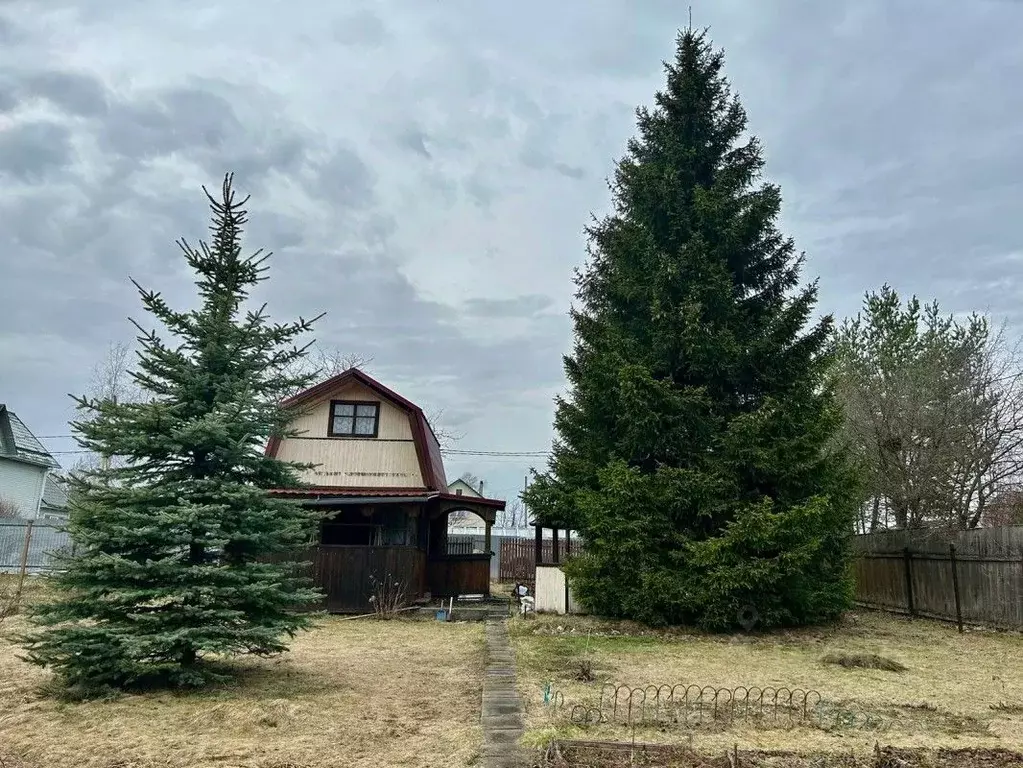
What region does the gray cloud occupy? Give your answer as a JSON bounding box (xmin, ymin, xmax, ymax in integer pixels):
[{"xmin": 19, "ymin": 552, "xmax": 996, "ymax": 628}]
[
  {"xmin": 463, "ymin": 295, "xmax": 555, "ymax": 318},
  {"xmin": 0, "ymin": 14, "xmax": 23, "ymax": 45},
  {"xmin": 331, "ymin": 8, "xmax": 389, "ymax": 47},
  {"xmin": 313, "ymin": 146, "xmax": 376, "ymax": 208},
  {"xmin": 99, "ymin": 87, "xmax": 241, "ymax": 159},
  {"xmin": 397, "ymin": 126, "xmax": 431, "ymax": 158},
  {"xmin": 23, "ymin": 70, "xmax": 109, "ymax": 117},
  {"xmin": 0, "ymin": 79, "xmax": 17, "ymax": 112},
  {"xmin": 0, "ymin": 120, "xmax": 75, "ymax": 180}
]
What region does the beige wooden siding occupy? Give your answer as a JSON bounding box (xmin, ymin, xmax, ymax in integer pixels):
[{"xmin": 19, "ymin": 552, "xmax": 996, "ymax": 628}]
[
  {"xmin": 276, "ymin": 380, "xmax": 423, "ymax": 487},
  {"xmin": 288, "ymin": 381, "xmax": 412, "ymax": 440}
]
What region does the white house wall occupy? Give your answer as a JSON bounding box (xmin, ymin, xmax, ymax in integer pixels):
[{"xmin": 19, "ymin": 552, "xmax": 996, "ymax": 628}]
[{"xmin": 0, "ymin": 459, "xmax": 47, "ymax": 519}]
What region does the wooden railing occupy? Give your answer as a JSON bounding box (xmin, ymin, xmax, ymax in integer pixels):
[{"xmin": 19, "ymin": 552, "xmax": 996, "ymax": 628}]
[
  {"xmin": 312, "ymin": 546, "xmax": 426, "ymax": 614},
  {"xmin": 427, "ymin": 554, "xmax": 490, "ymax": 597}
]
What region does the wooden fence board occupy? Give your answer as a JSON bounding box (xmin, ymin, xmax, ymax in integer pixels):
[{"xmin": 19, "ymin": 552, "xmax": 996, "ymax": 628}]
[{"xmin": 853, "ymin": 526, "xmax": 1023, "ymax": 629}]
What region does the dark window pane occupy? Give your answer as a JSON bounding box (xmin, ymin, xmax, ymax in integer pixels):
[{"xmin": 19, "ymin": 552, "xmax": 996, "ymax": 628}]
[
  {"xmin": 333, "ymin": 402, "xmax": 355, "ymax": 417},
  {"xmin": 333, "ymin": 416, "xmax": 354, "ymax": 434},
  {"xmin": 355, "ymin": 403, "xmax": 377, "ymax": 417},
  {"xmin": 354, "ymin": 416, "xmax": 376, "ymax": 435}
]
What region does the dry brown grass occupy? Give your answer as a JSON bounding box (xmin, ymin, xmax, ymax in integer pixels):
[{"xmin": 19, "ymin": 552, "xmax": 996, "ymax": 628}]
[
  {"xmin": 0, "ymin": 614, "xmax": 486, "ymax": 768},
  {"xmin": 510, "ymin": 610, "xmax": 1023, "ymax": 755}
]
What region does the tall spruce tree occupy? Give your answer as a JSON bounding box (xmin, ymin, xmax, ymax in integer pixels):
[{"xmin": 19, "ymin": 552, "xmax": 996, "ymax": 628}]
[
  {"xmin": 23, "ymin": 175, "xmax": 322, "ymax": 693},
  {"xmin": 524, "ymin": 29, "xmax": 860, "ymax": 630}
]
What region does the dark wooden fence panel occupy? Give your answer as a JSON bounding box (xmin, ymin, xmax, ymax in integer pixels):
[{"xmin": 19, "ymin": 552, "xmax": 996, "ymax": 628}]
[
  {"xmin": 853, "ymin": 526, "xmax": 1023, "ymax": 628},
  {"xmin": 312, "ymin": 546, "xmax": 425, "ymax": 614},
  {"xmin": 498, "ymin": 538, "xmax": 586, "ymax": 584},
  {"xmin": 499, "ymin": 538, "xmax": 545, "ymax": 584},
  {"xmin": 427, "ymin": 555, "xmax": 490, "ymax": 596}
]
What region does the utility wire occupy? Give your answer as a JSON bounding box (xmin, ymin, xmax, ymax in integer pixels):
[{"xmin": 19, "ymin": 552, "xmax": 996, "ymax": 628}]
[{"xmin": 45, "ymin": 447, "xmax": 552, "ymax": 457}]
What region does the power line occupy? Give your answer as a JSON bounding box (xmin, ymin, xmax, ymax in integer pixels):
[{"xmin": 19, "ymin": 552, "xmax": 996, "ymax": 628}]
[
  {"xmin": 45, "ymin": 447, "xmax": 551, "ymax": 457},
  {"xmin": 442, "ymin": 449, "xmax": 549, "ymax": 457},
  {"xmin": 40, "ymin": 434, "xmax": 550, "ymax": 455}
]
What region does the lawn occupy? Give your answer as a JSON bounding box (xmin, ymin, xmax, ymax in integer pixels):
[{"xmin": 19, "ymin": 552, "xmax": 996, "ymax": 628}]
[
  {"xmin": 0, "ymin": 603, "xmax": 485, "ymax": 768},
  {"xmin": 510, "ymin": 610, "xmax": 1023, "ymax": 756}
]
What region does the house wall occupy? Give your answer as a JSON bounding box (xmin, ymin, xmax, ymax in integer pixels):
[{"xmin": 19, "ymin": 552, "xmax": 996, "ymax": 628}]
[
  {"xmin": 447, "ymin": 478, "xmax": 482, "ymax": 497},
  {"xmin": 0, "ymin": 459, "xmax": 47, "ymax": 519},
  {"xmin": 276, "ymin": 380, "xmax": 423, "ymax": 487}
]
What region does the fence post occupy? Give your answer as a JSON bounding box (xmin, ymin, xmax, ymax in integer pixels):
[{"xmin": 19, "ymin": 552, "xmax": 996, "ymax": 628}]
[
  {"xmin": 949, "ymin": 543, "xmax": 964, "ymax": 633},
  {"xmin": 12, "ymin": 520, "xmax": 35, "ymax": 602},
  {"xmin": 902, "ymin": 546, "xmax": 915, "ymax": 618}
]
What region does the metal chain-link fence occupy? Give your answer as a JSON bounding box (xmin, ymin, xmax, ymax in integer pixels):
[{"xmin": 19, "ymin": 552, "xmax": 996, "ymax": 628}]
[{"xmin": 0, "ymin": 521, "xmax": 72, "ymax": 574}]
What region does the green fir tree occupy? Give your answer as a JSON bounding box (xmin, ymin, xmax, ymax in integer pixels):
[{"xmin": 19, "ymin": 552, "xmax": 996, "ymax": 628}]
[
  {"xmin": 23, "ymin": 175, "xmax": 322, "ymax": 694},
  {"xmin": 524, "ymin": 29, "xmax": 860, "ymax": 630}
]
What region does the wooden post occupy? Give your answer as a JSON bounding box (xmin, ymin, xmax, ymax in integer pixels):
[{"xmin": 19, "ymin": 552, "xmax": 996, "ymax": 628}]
[
  {"xmin": 949, "ymin": 543, "xmax": 964, "ymax": 633},
  {"xmin": 903, "ymin": 546, "xmax": 915, "ymax": 618},
  {"xmin": 534, "ymin": 522, "xmax": 543, "ymax": 566},
  {"xmin": 552, "ymin": 527, "xmax": 560, "ymax": 565},
  {"xmin": 14, "ymin": 520, "xmax": 34, "ymax": 599},
  {"xmin": 565, "ymin": 529, "xmax": 572, "ymax": 558}
]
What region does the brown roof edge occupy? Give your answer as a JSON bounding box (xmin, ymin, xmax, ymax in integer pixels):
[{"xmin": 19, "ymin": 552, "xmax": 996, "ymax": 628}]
[
  {"xmin": 268, "ymin": 486, "xmax": 433, "ymax": 497},
  {"xmin": 280, "ymin": 368, "xmax": 420, "ymax": 412},
  {"xmin": 434, "ymin": 492, "xmax": 506, "ymax": 510},
  {"xmin": 407, "ymin": 411, "xmax": 439, "ymax": 491}
]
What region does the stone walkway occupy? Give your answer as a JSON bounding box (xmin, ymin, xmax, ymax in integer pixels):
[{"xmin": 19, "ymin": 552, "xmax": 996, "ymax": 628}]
[{"xmin": 481, "ymin": 619, "xmax": 528, "ymax": 768}]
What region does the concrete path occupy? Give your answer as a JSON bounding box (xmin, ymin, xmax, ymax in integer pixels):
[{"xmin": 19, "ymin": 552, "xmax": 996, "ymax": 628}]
[{"xmin": 481, "ymin": 619, "xmax": 528, "ymax": 768}]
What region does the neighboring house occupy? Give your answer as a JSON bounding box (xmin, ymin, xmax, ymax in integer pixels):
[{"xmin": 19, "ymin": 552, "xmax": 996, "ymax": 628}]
[
  {"xmin": 448, "ymin": 477, "xmax": 483, "ymax": 498},
  {"xmin": 447, "ymin": 477, "xmax": 486, "ymax": 531},
  {"xmin": 39, "ymin": 474, "xmax": 70, "ymax": 521},
  {"xmin": 265, "ymin": 368, "xmax": 506, "ymax": 613},
  {"xmin": 982, "ymin": 489, "xmax": 1023, "ymax": 528},
  {"xmin": 0, "ymin": 404, "xmax": 60, "ymax": 519}
]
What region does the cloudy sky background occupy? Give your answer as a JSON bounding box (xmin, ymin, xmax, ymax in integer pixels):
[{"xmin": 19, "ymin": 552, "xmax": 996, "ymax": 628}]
[{"xmin": 2, "ymin": 0, "xmax": 1021, "ymax": 511}]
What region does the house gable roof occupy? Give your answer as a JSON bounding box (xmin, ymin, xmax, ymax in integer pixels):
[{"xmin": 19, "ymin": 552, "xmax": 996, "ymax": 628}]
[
  {"xmin": 267, "ymin": 368, "xmax": 448, "ymax": 490},
  {"xmin": 0, "ymin": 404, "xmax": 59, "ymax": 469},
  {"xmin": 41, "ymin": 474, "xmax": 70, "ymax": 510},
  {"xmin": 447, "ymin": 478, "xmax": 482, "ymax": 497}
]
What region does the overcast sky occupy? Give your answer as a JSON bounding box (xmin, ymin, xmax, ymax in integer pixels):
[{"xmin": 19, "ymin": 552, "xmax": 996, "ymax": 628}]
[{"xmin": 2, "ymin": 0, "xmax": 1021, "ymax": 509}]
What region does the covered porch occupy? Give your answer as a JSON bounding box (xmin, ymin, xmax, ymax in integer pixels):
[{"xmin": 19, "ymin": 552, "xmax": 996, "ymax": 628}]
[{"xmin": 272, "ymin": 488, "xmax": 504, "ymax": 613}]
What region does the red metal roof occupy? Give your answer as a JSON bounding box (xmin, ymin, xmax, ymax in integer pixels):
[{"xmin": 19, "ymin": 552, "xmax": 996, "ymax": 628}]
[
  {"xmin": 267, "ymin": 487, "xmax": 506, "ymax": 509},
  {"xmin": 268, "ymin": 486, "xmax": 430, "ymax": 498}
]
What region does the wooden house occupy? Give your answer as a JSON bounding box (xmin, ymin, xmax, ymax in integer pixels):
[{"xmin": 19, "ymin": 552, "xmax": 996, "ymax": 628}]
[{"xmin": 266, "ymin": 368, "xmax": 505, "ymax": 612}]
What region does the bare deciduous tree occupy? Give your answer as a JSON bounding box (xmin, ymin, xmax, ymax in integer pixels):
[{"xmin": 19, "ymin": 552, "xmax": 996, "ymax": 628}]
[
  {"xmin": 0, "ymin": 496, "xmax": 20, "ymax": 518},
  {"xmin": 286, "ymin": 344, "xmax": 463, "ymax": 448},
  {"xmin": 836, "ymin": 286, "xmax": 1023, "ymax": 531},
  {"xmin": 74, "ymin": 342, "xmax": 147, "ymax": 475}
]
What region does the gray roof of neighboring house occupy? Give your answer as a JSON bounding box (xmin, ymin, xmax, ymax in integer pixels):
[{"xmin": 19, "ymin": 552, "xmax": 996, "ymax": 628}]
[
  {"xmin": 40, "ymin": 474, "xmax": 69, "ymax": 510},
  {"xmin": 0, "ymin": 404, "xmax": 60, "ymax": 469}
]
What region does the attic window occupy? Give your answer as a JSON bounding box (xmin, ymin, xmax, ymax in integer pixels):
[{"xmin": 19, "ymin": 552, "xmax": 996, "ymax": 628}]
[{"xmin": 329, "ymin": 400, "xmax": 380, "ymax": 438}]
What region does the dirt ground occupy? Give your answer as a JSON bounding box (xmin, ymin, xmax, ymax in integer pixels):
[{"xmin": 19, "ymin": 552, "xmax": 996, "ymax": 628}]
[
  {"xmin": 510, "ymin": 610, "xmax": 1023, "ymax": 756},
  {"xmin": 0, "ymin": 609, "xmax": 485, "ymax": 768}
]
